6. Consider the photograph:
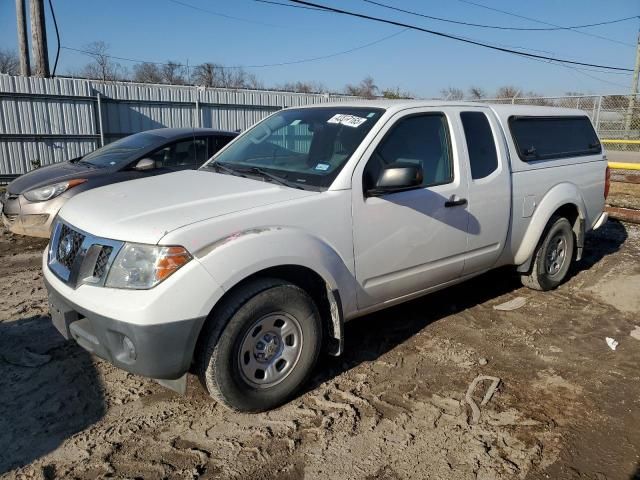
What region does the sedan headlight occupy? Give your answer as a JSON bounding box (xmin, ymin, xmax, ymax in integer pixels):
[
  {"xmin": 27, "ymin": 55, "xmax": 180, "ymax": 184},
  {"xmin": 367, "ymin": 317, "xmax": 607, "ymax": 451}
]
[
  {"xmin": 23, "ymin": 179, "xmax": 87, "ymax": 202},
  {"xmin": 105, "ymin": 243, "xmax": 192, "ymax": 289}
]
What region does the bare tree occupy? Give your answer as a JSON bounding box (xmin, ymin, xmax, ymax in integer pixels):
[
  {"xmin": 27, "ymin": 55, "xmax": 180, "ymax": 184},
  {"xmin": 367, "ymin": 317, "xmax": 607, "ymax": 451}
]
[
  {"xmin": 191, "ymin": 63, "xmax": 216, "ymax": 87},
  {"xmin": 440, "ymin": 87, "xmax": 464, "ymax": 100},
  {"xmin": 279, "ymin": 80, "xmax": 327, "ymax": 94},
  {"xmin": 133, "ymin": 62, "xmax": 163, "ymax": 84},
  {"xmin": 241, "ymin": 71, "xmax": 263, "ymax": 90},
  {"xmin": 162, "ymin": 61, "xmax": 186, "ymax": 85},
  {"xmin": 191, "ymin": 62, "xmax": 262, "ymax": 89},
  {"xmin": 345, "ymin": 76, "xmax": 378, "ymax": 98},
  {"xmin": 468, "ymin": 86, "xmax": 486, "ymax": 100},
  {"xmin": 81, "ymin": 41, "xmax": 123, "ymax": 81},
  {"xmin": 381, "ymin": 86, "xmax": 414, "ymax": 99},
  {"xmin": 0, "ymin": 49, "xmax": 19, "ymax": 75},
  {"xmin": 495, "ymin": 85, "xmax": 520, "ymax": 100}
]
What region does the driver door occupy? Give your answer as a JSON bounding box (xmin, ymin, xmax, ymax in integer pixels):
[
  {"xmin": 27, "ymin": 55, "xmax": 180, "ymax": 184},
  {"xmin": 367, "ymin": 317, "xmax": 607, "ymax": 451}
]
[{"xmin": 352, "ymin": 109, "xmax": 470, "ymax": 309}]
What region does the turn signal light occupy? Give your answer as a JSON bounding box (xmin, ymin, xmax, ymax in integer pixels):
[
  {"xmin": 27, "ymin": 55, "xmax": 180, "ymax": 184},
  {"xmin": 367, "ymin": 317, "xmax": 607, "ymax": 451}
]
[{"xmin": 155, "ymin": 246, "xmax": 192, "ymax": 282}]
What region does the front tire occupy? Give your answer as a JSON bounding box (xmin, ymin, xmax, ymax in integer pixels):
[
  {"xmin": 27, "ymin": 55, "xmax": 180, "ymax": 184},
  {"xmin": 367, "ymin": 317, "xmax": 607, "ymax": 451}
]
[
  {"xmin": 197, "ymin": 278, "xmax": 322, "ymax": 412},
  {"xmin": 520, "ymin": 215, "xmax": 575, "ymax": 291}
]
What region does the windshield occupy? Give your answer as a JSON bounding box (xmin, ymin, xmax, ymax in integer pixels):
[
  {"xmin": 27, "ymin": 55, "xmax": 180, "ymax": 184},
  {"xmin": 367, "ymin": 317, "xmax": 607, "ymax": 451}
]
[
  {"xmin": 203, "ymin": 107, "xmax": 384, "ymax": 189},
  {"xmin": 79, "ymin": 132, "xmax": 161, "ymax": 168}
]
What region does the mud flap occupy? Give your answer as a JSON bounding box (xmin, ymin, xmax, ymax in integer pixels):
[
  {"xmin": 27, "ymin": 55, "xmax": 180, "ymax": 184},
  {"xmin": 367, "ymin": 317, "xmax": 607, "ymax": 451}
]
[
  {"xmin": 575, "ymin": 217, "xmax": 585, "ymax": 262},
  {"xmin": 156, "ymin": 374, "xmax": 188, "ymax": 395},
  {"xmin": 326, "ymin": 288, "xmax": 344, "ymax": 357}
]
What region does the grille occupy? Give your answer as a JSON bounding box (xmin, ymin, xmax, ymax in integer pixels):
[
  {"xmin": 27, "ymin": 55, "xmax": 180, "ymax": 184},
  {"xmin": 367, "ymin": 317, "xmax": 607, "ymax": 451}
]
[
  {"xmin": 92, "ymin": 246, "xmax": 113, "ymax": 279},
  {"xmin": 56, "ymin": 224, "xmax": 85, "ymax": 270}
]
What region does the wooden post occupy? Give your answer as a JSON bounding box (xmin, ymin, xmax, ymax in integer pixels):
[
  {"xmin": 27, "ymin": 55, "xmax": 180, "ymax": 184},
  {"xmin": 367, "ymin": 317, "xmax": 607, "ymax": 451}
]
[
  {"xmin": 16, "ymin": 0, "xmax": 30, "ymax": 76},
  {"xmin": 30, "ymin": 0, "xmax": 49, "ymax": 77}
]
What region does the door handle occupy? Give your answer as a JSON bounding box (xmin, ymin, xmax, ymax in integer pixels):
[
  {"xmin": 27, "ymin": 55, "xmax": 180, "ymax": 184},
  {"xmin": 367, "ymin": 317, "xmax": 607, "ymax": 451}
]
[{"xmin": 444, "ymin": 195, "xmax": 467, "ymax": 208}]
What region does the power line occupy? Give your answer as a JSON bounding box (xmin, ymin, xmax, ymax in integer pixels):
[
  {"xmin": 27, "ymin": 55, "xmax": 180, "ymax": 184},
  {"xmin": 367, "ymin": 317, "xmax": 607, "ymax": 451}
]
[
  {"xmin": 287, "ymin": 0, "xmax": 634, "ymax": 72},
  {"xmin": 254, "ymin": 0, "xmax": 631, "ymax": 69},
  {"xmin": 167, "ymin": 0, "xmax": 280, "ymax": 27},
  {"xmin": 60, "ymin": 29, "xmax": 408, "ymax": 69},
  {"xmin": 252, "ymin": 0, "xmax": 325, "ymax": 11},
  {"xmin": 47, "ymin": 0, "xmax": 61, "ymax": 77},
  {"xmin": 455, "ymin": 0, "xmax": 637, "ymax": 48},
  {"xmin": 362, "ymin": 0, "xmax": 639, "ymax": 32},
  {"xmin": 456, "ymin": 32, "xmax": 632, "ymax": 75},
  {"xmin": 523, "ymin": 54, "xmax": 633, "ymax": 89}
]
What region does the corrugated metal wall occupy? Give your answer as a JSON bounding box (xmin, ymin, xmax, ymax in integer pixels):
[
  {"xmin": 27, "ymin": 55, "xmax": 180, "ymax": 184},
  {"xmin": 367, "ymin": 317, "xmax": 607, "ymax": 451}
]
[{"xmin": 0, "ymin": 74, "xmax": 359, "ymax": 175}]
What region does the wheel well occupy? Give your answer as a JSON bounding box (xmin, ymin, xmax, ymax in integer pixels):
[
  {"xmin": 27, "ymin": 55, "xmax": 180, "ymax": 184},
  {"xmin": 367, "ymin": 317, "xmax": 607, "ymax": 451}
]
[
  {"xmin": 247, "ymin": 265, "xmax": 331, "ymax": 319},
  {"xmin": 517, "ymin": 203, "xmax": 583, "ymax": 273},
  {"xmin": 554, "ymin": 203, "xmax": 579, "ymax": 227},
  {"xmin": 553, "ymin": 203, "xmax": 584, "ymax": 260},
  {"xmin": 198, "ymin": 265, "xmax": 342, "ymax": 361}
]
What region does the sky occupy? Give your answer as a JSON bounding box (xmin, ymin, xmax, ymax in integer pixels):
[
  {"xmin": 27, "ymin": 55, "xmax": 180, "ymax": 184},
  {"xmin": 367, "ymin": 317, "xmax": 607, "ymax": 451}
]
[{"xmin": 0, "ymin": 0, "xmax": 639, "ymax": 98}]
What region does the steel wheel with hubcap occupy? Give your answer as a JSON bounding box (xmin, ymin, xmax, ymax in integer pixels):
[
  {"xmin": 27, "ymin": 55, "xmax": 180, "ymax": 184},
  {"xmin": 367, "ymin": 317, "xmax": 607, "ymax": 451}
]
[
  {"xmin": 238, "ymin": 312, "xmax": 303, "ymax": 388},
  {"xmin": 521, "ymin": 215, "xmax": 575, "ymax": 291},
  {"xmin": 197, "ymin": 278, "xmax": 322, "ymax": 412},
  {"xmin": 545, "ymin": 234, "xmax": 567, "ymax": 276}
]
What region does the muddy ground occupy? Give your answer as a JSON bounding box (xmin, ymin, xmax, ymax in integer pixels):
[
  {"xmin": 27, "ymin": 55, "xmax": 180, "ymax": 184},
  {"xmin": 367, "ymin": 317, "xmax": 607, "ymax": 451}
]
[{"xmin": 1, "ymin": 221, "xmax": 640, "ymax": 480}]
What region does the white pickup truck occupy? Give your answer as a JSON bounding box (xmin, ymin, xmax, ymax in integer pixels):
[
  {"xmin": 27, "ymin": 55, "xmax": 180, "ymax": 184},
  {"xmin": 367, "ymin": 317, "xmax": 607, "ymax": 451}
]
[{"xmin": 44, "ymin": 101, "xmax": 609, "ymax": 411}]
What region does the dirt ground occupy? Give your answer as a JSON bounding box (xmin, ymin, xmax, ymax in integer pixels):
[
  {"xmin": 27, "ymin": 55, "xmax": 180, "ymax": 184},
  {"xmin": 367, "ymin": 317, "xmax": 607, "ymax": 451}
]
[
  {"xmin": 609, "ymin": 182, "xmax": 640, "ymax": 210},
  {"xmin": 1, "ymin": 220, "xmax": 640, "ymax": 480}
]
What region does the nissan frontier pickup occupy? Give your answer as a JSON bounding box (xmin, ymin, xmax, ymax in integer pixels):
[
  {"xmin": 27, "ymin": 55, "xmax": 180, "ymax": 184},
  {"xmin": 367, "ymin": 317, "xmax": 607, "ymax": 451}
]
[{"xmin": 44, "ymin": 101, "xmax": 609, "ymax": 411}]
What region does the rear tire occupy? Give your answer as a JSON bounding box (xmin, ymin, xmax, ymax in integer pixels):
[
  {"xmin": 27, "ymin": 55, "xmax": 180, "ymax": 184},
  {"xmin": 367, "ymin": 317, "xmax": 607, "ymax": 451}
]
[
  {"xmin": 520, "ymin": 215, "xmax": 575, "ymax": 291},
  {"xmin": 196, "ymin": 278, "xmax": 322, "ymax": 412}
]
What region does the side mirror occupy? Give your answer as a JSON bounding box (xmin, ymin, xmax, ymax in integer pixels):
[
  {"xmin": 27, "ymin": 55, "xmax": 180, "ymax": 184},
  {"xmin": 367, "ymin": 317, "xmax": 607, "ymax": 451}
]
[
  {"xmin": 368, "ymin": 163, "xmax": 423, "ymax": 196},
  {"xmin": 134, "ymin": 158, "xmax": 156, "ymax": 171}
]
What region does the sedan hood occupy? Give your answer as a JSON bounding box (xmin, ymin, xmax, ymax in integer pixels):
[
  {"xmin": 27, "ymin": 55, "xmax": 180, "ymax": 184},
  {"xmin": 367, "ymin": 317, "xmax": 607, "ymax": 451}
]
[
  {"xmin": 58, "ymin": 170, "xmax": 317, "ymax": 244},
  {"xmin": 8, "ymin": 161, "xmax": 102, "ymax": 194}
]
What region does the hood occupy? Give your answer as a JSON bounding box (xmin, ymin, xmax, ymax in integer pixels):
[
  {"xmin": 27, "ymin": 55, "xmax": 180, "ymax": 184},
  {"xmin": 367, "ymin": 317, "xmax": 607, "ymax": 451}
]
[
  {"xmin": 8, "ymin": 161, "xmax": 103, "ymax": 194},
  {"xmin": 58, "ymin": 170, "xmax": 317, "ymax": 244}
]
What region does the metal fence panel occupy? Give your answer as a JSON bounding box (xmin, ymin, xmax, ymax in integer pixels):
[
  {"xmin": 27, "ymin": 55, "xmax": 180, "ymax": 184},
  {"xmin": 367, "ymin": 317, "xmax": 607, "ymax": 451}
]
[
  {"xmin": 2, "ymin": 73, "xmax": 636, "ymax": 175},
  {"xmin": 0, "ymin": 138, "xmax": 98, "ymax": 174},
  {"xmin": 0, "ymin": 74, "xmax": 361, "ymax": 175}
]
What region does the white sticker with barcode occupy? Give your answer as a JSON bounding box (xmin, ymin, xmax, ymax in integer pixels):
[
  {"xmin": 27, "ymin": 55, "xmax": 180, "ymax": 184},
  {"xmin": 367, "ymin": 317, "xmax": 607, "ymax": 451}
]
[{"xmin": 327, "ymin": 114, "xmax": 368, "ymax": 128}]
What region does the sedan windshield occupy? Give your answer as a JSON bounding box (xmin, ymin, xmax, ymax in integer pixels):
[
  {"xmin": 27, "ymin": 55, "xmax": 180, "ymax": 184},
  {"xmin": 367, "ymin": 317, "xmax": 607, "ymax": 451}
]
[
  {"xmin": 204, "ymin": 107, "xmax": 384, "ymax": 189},
  {"xmin": 78, "ymin": 132, "xmax": 161, "ymax": 168}
]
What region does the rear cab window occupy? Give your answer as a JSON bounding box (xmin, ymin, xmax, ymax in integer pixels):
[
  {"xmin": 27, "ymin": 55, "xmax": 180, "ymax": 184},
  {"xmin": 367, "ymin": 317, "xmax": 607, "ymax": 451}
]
[
  {"xmin": 460, "ymin": 111, "xmax": 498, "ymax": 179},
  {"xmin": 509, "ymin": 116, "xmax": 601, "ymax": 162}
]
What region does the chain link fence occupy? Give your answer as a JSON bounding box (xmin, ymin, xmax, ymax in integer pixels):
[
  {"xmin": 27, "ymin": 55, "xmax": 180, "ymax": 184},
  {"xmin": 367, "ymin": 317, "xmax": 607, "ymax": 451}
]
[{"xmin": 485, "ymin": 94, "xmax": 640, "ymax": 152}]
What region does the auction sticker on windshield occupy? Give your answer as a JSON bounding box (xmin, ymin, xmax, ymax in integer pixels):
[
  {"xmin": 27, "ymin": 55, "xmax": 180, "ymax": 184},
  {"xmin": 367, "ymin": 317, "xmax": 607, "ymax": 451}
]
[{"xmin": 327, "ymin": 114, "xmax": 368, "ymax": 128}]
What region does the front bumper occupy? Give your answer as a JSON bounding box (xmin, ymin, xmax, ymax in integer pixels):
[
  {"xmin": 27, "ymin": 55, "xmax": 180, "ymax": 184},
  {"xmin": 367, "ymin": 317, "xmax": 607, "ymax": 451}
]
[
  {"xmin": 1, "ymin": 194, "xmax": 63, "ymax": 238},
  {"xmin": 43, "ymin": 248, "xmax": 224, "ymax": 382},
  {"xmin": 46, "ymin": 276, "xmax": 205, "ymax": 380}
]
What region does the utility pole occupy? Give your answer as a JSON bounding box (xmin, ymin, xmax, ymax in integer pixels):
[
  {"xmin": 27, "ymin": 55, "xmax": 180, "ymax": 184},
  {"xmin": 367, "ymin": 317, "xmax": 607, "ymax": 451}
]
[
  {"xmin": 16, "ymin": 0, "xmax": 31, "ymax": 76},
  {"xmin": 29, "ymin": 0, "xmax": 49, "ymax": 77},
  {"xmin": 624, "ymin": 28, "xmax": 640, "ymax": 139}
]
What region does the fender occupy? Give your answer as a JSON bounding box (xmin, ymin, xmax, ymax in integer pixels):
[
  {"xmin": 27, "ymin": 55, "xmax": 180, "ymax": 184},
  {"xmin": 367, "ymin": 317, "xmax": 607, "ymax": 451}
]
[
  {"xmin": 514, "ymin": 182, "xmax": 587, "ymax": 268},
  {"xmin": 193, "ymin": 226, "xmax": 359, "ymax": 347}
]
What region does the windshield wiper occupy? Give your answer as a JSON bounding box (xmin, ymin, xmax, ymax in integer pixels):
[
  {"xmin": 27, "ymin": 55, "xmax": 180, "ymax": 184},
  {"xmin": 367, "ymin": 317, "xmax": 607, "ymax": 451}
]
[
  {"xmin": 207, "ymin": 162, "xmax": 247, "ymax": 178},
  {"xmin": 241, "ymin": 167, "xmax": 305, "ymax": 190},
  {"xmin": 207, "ymin": 162, "xmax": 305, "ymax": 190}
]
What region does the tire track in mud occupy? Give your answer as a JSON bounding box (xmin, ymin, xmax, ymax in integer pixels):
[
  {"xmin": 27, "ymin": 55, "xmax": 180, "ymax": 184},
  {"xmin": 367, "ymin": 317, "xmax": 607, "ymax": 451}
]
[{"xmin": 3, "ymin": 223, "xmax": 640, "ymax": 479}]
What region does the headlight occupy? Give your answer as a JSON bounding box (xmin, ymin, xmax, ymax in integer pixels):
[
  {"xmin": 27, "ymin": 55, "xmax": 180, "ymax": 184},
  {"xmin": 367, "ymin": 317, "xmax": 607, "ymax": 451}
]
[
  {"xmin": 23, "ymin": 179, "xmax": 87, "ymax": 202},
  {"xmin": 105, "ymin": 243, "xmax": 192, "ymax": 289}
]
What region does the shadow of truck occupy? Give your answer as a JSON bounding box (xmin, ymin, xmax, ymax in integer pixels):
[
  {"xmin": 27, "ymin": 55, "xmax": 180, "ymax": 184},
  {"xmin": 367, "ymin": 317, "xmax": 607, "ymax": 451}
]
[{"xmin": 0, "ymin": 314, "xmax": 106, "ymax": 474}]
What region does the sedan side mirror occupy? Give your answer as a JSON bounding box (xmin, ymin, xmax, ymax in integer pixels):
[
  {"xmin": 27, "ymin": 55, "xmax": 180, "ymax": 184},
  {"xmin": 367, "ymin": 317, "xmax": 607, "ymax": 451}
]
[
  {"xmin": 368, "ymin": 163, "xmax": 423, "ymax": 196},
  {"xmin": 134, "ymin": 158, "xmax": 156, "ymax": 171}
]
